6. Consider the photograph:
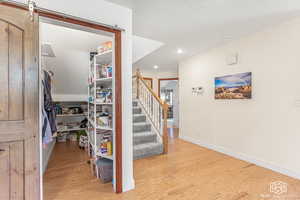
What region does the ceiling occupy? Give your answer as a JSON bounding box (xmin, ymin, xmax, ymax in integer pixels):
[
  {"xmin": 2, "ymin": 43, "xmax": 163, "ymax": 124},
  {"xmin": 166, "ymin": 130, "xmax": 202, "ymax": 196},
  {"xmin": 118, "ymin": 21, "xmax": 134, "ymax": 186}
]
[
  {"xmin": 105, "ymin": 0, "xmax": 134, "ymax": 8},
  {"xmin": 106, "ymin": 0, "xmax": 300, "ymax": 71},
  {"xmin": 41, "ymin": 22, "xmax": 111, "ymax": 95}
]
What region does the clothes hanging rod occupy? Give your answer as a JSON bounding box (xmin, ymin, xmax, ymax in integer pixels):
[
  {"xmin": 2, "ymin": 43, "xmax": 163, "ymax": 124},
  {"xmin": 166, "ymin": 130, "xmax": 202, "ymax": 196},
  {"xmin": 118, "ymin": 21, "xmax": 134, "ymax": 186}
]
[{"xmin": 0, "ymin": 0, "xmax": 125, "ymax": 32}]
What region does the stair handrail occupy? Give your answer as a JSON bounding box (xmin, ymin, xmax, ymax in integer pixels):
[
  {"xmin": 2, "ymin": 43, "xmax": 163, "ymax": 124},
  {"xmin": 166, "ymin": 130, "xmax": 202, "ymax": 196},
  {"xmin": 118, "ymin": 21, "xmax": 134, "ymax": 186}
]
[{"xmin": 133, "ymin": 70, "xmax": 168, "ymax": 154}]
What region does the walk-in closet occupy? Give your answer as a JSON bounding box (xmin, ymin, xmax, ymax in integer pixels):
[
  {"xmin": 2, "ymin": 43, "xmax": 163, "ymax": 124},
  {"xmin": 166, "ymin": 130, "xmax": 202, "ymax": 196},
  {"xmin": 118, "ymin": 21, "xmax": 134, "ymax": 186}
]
[{"xmin": 40, "ymin": 18, "xmax": 119, "ymax": 198}]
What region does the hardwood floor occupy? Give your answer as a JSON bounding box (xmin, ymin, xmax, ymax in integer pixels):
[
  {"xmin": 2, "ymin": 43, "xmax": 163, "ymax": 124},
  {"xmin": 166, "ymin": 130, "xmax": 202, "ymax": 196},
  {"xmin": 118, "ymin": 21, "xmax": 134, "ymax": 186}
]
[{"xmin": 44, "ymin": 130, "xmax": 300, "ymax": 200}]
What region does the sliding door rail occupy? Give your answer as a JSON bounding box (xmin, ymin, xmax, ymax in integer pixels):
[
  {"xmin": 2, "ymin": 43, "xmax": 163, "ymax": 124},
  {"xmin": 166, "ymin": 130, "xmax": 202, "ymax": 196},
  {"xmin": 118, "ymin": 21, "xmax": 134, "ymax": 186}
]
[{"xmin": 0, "ymin": 0, "xmax": 125, "ymax": 32}]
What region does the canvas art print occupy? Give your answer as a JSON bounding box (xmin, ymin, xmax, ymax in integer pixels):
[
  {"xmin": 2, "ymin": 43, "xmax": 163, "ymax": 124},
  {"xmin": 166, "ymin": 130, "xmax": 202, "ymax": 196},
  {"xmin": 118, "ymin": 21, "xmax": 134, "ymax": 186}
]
[{"xmin": 215, "ymin": 72, "xmax": 252, "ymax": 99}]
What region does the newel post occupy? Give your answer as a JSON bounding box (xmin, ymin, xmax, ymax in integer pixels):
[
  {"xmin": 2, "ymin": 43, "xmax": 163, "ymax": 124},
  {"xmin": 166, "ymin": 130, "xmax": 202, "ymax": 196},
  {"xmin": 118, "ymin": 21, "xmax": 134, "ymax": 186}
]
[
  {"xmin": 163, "ymin": 102, "xmax": 169, "ymax": 154},
  {"xmin": 136, "ymin": 69, "xmax": 140, "ymax": 99}
]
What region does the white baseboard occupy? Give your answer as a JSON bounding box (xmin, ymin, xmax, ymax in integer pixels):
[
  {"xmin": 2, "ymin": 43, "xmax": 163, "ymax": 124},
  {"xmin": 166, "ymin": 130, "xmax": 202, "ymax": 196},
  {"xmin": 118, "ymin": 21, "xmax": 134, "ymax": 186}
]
[
  {"xmin": 42, "ymin": 140, "xmax": 56, "ymax": 174},
  {"xmin": 122, "ymin": 178, "xmax": 135, "ymax": 192},
  {"xmin": 179, "ymin": 135, "xmax": 300, "ymax": 180}
]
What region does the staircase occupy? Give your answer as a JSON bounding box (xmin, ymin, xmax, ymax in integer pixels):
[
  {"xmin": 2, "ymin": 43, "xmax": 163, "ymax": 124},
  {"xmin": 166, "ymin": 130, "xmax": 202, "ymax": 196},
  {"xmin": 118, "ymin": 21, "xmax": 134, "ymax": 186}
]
[
  {"xmin": 132, "ymin": 70, "xmax": 168, "ymax": 160},
  {"xmin": 133, "ymin": 100, "xmax": 163, "ymax": 160}
]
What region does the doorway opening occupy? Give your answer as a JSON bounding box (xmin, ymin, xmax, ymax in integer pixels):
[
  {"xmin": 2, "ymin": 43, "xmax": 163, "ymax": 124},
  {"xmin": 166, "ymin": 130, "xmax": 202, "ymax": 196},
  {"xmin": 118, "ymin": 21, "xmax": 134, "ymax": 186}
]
[
  {"xmin": 0, "ymin": 1, "xmax": 124, "ymax": 199},
  {"xmin": 39, "ymin": 16, "xmax": 122, "ymax": 198},
  {"xmin": 158, "ymin": 78, "xmax": 179, "ymax": 136}
]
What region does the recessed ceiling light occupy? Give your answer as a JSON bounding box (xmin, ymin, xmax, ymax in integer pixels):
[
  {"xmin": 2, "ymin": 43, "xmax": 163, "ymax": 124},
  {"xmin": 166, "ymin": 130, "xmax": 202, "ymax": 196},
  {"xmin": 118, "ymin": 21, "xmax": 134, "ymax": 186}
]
[
  {"xmin": 177, "ymin": 48, "xmax": 183, "ymax": 54},
  {"xmin": 153, "ymin": 65, "xmax": 159, "ymax": 69}
]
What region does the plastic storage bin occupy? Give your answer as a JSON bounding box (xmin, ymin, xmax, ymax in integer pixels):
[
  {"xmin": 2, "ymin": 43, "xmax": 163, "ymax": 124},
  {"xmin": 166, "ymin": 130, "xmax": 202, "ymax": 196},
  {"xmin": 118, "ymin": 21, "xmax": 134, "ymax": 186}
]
[{"xmin": 95, "ymin": 158, "xmax": 113, "ymax": 183}]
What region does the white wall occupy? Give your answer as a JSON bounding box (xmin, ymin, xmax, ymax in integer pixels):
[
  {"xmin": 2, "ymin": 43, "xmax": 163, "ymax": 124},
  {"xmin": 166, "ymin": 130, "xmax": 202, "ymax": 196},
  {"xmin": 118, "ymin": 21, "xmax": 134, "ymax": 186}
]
[
  {"xmin": 16, "ymin": 0, "xmax": 134, "ymax": 192},
  {"xmin": 179, "ymin": 17, "xmax": 300, "ymax": 179},
  {"xmin": 137, "ymin": 68, "xmax": 178, "ymax": 94},
  {"xmin": 133, "ymin": 36, "xmax": 164, "ymax": 63}
]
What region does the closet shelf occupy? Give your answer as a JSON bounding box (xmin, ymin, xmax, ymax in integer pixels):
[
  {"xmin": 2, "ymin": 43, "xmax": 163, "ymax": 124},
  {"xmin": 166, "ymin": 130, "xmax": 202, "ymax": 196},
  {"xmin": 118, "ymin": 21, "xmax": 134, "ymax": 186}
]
[
  {"xmin": 96, "ymin": 50, "xmax": 113, "ymax": 57},
  {"xmin": 95, "ymin": 77, "xmax": 113, "ymax": 82},
  {"xmin": 57, "ymin": 127, "xmax": 86, "ymax": 133},
  {"xmin": 57, "ymin": 113, "xmax": 87, "ymax": 117},
  {"xmin": 96, "ymin": 152, "xmax": 113, "ymax": 160},
  {"xmin": 90, "ymin": 102, "xmax": 113, "ymax": 105},
  {"xmin": 97, "ymin": 126, "xmax": 113, "ymax": 131},
  {"xmin": 89, "ymin": 139, "xmax": 113, "ymax": 160},
  {"xmin": 88, "ymin": 118, "xmax": 113, "ymax": 131},
  {"xmin": 89, "ymin": 77, "xmax": 113, "ymax": 85},
  {"xmin": 94, "ymin": 50, "xmax": 113, "ymax": 64},
  {"xmin": 87, "ymin": 131, "xmax": 113, "ymax": 160}
]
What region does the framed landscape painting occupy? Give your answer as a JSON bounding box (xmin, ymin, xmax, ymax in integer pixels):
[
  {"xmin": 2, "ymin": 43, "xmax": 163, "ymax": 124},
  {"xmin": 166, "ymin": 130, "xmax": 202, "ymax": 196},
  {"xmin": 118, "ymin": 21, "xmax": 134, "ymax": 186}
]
[{"xmin": 215, "ymin": 72, "xmax": 252, "ymax": 99}]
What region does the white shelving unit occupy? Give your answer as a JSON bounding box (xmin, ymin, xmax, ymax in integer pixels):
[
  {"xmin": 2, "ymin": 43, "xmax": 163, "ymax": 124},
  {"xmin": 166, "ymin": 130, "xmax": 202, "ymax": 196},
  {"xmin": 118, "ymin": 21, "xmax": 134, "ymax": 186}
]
[
  {"xmin": 88, "ymin": 42, "xmax": 115, "ymax": 184},
  {"xmin": 55, "ymin": 102, "xmax": 88, "ymax": 134}
]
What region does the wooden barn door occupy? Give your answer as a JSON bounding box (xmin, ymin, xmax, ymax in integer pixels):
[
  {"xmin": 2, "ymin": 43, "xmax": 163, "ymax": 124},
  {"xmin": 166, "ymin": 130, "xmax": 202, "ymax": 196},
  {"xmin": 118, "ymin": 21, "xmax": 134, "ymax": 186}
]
[{"xmin": 0, "ymin": 4, "xmax": 39, "ymax": 200}]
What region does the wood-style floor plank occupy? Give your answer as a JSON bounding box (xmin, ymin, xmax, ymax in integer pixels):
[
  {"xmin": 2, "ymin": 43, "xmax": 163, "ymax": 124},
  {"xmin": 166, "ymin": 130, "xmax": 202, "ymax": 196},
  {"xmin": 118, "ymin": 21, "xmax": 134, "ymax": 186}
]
[{"xmin": 44, "ymin": 129, "xmax": 300, "ymax": 200}]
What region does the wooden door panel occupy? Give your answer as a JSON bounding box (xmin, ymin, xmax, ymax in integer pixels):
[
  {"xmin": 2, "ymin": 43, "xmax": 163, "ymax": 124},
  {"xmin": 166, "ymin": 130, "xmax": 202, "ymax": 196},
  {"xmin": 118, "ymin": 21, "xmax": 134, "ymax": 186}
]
[
  {"xmin": 0, "ymin": 4, "xmax": 40, "ymax": 200},
  {"xmin": 0, "ymin": 142, "xmax": 24, "ymax": 200},
  {"xmin": 9, "ymin": 24, "xmax": 24, "ymax": 121},
  {"xmin": 0, "ymin": 121, "xmax": 25, "ymax": 138},
  {"xmin": 10, "ymin": 141, "xmax": 24, "ymax": 200},
  {"xmin": 0, "ymin": 143, "xmax": 9, "ymax": 200},
  {"xmin": 0, "ymin": 21, "xmax": 24, "ymax": 121},
  {"xmin": 0, "ymin": 20, "xmax": 9, "ymax": 120}
]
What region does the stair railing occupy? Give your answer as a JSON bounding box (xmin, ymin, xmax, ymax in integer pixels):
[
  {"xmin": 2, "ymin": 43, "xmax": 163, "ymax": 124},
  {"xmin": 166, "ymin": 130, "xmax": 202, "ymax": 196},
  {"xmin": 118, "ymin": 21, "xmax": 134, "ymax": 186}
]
[{"xmin": 133, "ymin": 70, "xmax": 168, "ymax": 154}]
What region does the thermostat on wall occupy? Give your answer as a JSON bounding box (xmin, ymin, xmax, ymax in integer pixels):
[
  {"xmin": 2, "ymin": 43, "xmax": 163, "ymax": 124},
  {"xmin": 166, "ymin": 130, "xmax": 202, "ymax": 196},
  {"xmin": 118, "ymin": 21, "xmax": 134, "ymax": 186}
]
[{"xmin": 226, "ymin": 53, "xmax": 238, "ymax": 65}]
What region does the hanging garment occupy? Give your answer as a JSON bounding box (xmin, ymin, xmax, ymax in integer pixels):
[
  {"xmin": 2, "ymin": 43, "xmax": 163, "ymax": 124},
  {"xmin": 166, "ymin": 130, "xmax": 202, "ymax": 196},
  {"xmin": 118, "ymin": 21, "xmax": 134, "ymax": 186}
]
[
  {"xmin": 42, "ymin": 107, "xmax": 53, "ymax": 145},
  {"xmin": 43, "ymin": 70, "xmax": 57, "ymax": 134}
]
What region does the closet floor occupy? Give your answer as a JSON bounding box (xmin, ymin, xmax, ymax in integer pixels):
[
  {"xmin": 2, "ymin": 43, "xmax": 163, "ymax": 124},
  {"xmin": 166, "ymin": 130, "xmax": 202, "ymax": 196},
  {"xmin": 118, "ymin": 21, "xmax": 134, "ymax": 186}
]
[{"xmin": 43, "ymin": 141, "xmax": 114, "ymax": 200}]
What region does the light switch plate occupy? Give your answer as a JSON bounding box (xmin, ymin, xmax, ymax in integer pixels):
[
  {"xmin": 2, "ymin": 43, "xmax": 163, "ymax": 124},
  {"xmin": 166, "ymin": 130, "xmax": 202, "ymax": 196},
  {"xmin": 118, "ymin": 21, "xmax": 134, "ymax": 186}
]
[
  {"xmin": 294, "ymin": 99, "xmax": 300, "ymax": 107},
  {"xmin": 226, "ymin": 53, "xmax": 238, "ymax": 65}
]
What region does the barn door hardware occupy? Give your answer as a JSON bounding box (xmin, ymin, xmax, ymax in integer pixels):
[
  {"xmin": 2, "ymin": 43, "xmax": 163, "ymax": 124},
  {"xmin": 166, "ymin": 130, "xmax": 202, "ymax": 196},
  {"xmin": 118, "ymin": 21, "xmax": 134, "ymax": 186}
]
[{"xmin": 27, "ymin": 0, "xmax": 36, "ymax": 21}]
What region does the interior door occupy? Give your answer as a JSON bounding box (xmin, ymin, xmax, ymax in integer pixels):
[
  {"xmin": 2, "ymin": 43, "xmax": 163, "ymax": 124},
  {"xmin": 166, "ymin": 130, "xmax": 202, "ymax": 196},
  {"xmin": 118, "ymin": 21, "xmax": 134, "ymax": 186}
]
[{"xmin": 0, "ymin": 4, "xmax": 39, "ymax": 200}]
